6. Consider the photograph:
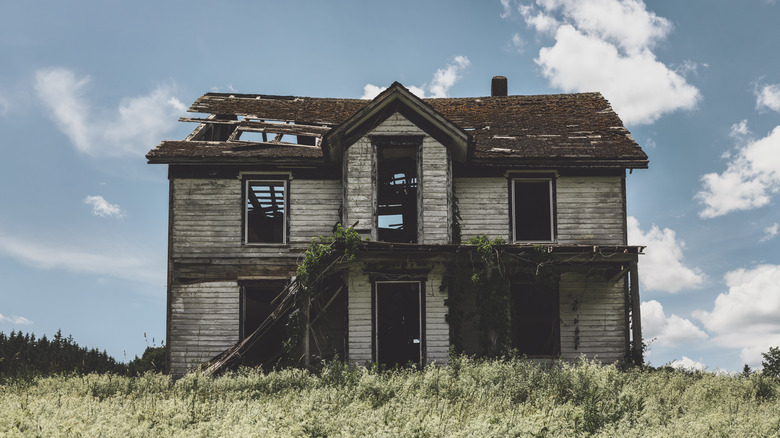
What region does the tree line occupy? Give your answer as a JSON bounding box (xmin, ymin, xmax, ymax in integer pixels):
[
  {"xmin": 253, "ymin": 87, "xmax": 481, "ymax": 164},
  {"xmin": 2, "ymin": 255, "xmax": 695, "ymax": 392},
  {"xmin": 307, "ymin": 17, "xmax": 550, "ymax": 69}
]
[{"xmin": 0, "ymin": 330, "xmax": 166, "ymax": 378}]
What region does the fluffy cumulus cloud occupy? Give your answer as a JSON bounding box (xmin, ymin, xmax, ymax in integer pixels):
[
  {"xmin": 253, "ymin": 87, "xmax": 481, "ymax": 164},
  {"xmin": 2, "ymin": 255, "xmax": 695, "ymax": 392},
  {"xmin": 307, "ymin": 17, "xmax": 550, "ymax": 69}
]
[
  {"xmin": 0, "ymin": 313, "xmax": 33, "ymax": 325},
  {"xmin": 696, "ymin": 126, "xmax": 780, "ymax": 218},
  {"xmin": 361, "ymin": 56, "xmax": 470, "ymax": 99},
  {"xmin": 34, "ymin": 67, "xmax": 186, "ymax": 157},
  {"xmin": 627, "ymin": 216, "xmax": 705, "ymax": 293},
  {"xmin": 84, "ymin": 195, "xmax": 123, "ymax": 218},
  {"xmin": 641, "ymin": 300, "xmax": 707, "ymax": 347},
  {"xmin": 0, "ymin": 231, "xmax": 164, "ymax": 287},
  {"xmin": 508, "ymin": 0, "xmax": 700, "ymax": 125},
  {"xmin": 756, "ymin": 83, "xmax": 780, "ymax": 113},
  {"xmin": 693, "ymin": 264, "xmax": 780, "ymax": 366},
  {"xmin": 670, "ymin": 356, "xmax": 707, "ymax": 372}
]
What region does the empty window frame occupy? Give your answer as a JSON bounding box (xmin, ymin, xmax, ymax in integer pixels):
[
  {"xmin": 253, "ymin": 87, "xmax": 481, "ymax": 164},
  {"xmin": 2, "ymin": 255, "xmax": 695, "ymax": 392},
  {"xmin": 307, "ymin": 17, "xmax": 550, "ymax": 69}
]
[
  {"xmin": 245, "ymin": 179, "xmax": 287, "ymax": 244},
  {"xmin": 377, "ymin": 147, "xmax": 418, "ymax": 243},
  {"xmin": 512, "ymin": 177, "xmax": 554, "ymax": 242},
  {"xmin": 511, "ymin": 279, "xmax": 560, "ymax": 356}
]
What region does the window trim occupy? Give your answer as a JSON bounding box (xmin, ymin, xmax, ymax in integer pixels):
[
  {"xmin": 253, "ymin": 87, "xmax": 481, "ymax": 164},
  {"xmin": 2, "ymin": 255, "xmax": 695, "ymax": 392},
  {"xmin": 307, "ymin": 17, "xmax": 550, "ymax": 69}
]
[
  {"xmin": 243, "ymin": 177, "xmax": 289, "ymax": 245},
  {"xmin": 511, "ymin": 176, "xmax": 556, "ymax": 243}
]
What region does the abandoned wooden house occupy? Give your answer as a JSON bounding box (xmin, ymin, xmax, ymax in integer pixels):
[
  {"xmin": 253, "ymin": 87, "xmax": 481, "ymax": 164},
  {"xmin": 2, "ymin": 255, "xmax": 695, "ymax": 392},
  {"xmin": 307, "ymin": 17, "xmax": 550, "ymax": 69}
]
[{"xmin": 146, "ymin": 77, "xmax": 648, "ymax": 376}]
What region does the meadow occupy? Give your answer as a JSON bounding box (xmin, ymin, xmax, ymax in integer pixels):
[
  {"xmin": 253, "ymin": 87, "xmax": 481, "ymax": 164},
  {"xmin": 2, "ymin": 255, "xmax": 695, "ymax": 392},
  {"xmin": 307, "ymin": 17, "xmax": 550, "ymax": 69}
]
[{"xmin": 2, "ymin": 357, "xmax": 779, "ymax": 437}]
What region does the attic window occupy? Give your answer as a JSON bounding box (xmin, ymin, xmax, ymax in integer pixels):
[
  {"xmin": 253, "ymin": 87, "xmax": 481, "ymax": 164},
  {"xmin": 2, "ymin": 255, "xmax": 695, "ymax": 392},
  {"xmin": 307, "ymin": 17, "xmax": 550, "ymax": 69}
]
[
  {"xmin": 512, "ymin": 177, "xmax": 554, "ymax": 242},
  {"xmin": 245, "ymin": 179, "xmax": 287, "ymax": 244},
  {"xmin": 377, "ymin": 146, "xmax": 418, "ymax": 243}
]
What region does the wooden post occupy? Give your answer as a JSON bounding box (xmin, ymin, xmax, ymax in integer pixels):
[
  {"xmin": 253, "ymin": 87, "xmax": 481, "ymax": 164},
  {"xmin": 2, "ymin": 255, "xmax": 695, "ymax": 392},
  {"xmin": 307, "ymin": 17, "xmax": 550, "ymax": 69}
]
[
  {"xmin": 303, "ymin": 294, "xmax": 311, "ymax": 368},
  {"xmin": 629, "ymin": 263, "xmax": 642, "ymax": 351}
]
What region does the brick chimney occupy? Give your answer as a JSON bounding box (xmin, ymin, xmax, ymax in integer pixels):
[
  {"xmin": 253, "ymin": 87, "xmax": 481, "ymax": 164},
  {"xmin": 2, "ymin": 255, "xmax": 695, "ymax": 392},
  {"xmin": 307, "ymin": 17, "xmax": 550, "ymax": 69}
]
[{"xmin": 491, "ymin": 76, "xmax": 508, "ymax": 97}]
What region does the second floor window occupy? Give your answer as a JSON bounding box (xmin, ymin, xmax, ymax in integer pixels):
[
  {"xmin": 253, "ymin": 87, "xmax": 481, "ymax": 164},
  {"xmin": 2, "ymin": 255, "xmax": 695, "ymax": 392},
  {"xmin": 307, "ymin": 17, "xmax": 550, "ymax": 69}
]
[
  {"xmin": 512, "ymin": 178, "xmax": 554, "ymax": 242},
  {"xmin": 377, "ymin": 147, "xmax": 418, "ymax": 243},
  {"xmin": 245, "ymin": 179, "xmax": 286, "ymax": 244}
]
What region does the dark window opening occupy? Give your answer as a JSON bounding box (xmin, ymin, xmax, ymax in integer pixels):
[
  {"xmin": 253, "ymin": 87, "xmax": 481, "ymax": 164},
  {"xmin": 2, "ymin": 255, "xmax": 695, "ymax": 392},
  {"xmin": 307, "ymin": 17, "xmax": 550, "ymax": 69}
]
[
  {"xmin": 377, "ymin": 147, "xmax": 418, "ymax": 243},
  {"xmin": 246, "ymin": 180, "xmax": 286, "ymax": 244},
  {"xmin": 511, "ymin": 279, "xmax": 560, "ymax": 356},
  {"xmin": 241, "ymin": 284, "xmax": 290, "ymax": 367},
  {"xmin": 375, "ymin": 282, "xmax": 421, "ymax": 366},
  {"xmin": 513, "ymin": 179, "xmax": 553, "ymax": 242}
]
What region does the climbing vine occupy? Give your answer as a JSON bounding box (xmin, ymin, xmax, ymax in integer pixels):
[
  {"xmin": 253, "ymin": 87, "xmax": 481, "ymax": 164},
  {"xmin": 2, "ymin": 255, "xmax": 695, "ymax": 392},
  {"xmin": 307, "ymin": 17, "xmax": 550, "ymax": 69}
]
[{"xmin": 283, "ymin": 224, "xmax": 363, "ymax": 365}]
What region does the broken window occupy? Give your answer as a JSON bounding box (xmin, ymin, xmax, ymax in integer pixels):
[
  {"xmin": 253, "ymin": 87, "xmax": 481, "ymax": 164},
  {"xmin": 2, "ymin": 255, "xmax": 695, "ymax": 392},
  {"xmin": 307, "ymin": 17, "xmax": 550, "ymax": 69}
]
[
  {"xmin": 512, "ymin": 178, "xmax": 554, "ymax": 242},
  {"xmin": 245, "ymin": 179, "xmax": 287, "ymax": 244},
  {"xmin": 511, "ymin": 279, "xmax": 559, "ymax": 356},
  {"xmin": 241, "ymin": 283, "xmax": 290, "ymax": 367},
  {"xmin": 377, "ymin": 147, "xmax": 418, "ymax": 243}
]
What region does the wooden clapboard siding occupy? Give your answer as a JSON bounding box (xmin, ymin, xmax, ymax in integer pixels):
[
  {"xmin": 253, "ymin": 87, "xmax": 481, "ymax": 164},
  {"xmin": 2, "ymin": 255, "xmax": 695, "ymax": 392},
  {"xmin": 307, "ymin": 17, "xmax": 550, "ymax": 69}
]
[
  {"xmin": 556, "ymin": 176, "xmax": 626, "ymax": 245},
  {"xmin": 420, "ymin": 137, "xmax": 452, "ymax": 244},
  {"xmin": 169, "ymin": 281, "xmax": 239, "ymax": 375},
  {"xmin": 454, "ymin": 177, "xmax": 510, "ymax": 242},
  {"xmin": 559, "ymin": 273, "xmax": 627, "ymax": 363},
  {"xmin": 346, "ymin": 267, "xmax": 373, "ymax": 364},
  {"xmin": 343, "ymin": 139, "xmax": 374, "ymax": 237},
  {"xmin": 289, "ymin": 179, "xmax": 341, "ymax": 244},
  {"xmin": 425, "ymin": 266, "xmax": 450, "ymax": 364}
]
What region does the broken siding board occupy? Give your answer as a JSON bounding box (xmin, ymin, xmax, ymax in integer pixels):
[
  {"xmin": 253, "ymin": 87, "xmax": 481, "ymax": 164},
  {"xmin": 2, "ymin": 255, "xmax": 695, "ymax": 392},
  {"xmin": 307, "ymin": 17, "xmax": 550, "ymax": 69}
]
[
  {"xmin": 557, "ymin": 176, "xmax": 625, "ymax": 245},
  {"xmin": 169, "ymin": 281, "xmax": 239, "ymax": 375},
  {"xmin": 425, "ymin": 266, "xmax": 449, "ymax": 364}
]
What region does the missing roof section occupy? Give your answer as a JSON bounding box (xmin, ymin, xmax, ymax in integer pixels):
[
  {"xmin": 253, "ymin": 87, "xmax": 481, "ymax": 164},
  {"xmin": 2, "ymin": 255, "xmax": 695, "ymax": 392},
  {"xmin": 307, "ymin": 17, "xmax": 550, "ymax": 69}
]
[{"xmin": 180, "ymin": 115, "xmax": 329, "ymax": 148}]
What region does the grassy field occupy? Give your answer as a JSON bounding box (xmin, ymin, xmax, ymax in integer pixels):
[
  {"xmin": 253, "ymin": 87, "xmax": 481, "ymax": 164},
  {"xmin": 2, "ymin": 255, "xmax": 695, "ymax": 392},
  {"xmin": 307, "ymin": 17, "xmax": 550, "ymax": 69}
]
[{"xmin": 2, "ymin": 357, "xmax": 780, "ymax": 437}]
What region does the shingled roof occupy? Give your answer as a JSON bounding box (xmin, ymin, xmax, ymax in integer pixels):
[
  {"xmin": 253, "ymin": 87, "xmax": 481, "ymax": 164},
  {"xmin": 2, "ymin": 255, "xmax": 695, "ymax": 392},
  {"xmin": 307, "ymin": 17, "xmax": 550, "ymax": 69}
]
[{"xmin": 146, "ymin": 84, "xmax": 648, "ymax": 168}]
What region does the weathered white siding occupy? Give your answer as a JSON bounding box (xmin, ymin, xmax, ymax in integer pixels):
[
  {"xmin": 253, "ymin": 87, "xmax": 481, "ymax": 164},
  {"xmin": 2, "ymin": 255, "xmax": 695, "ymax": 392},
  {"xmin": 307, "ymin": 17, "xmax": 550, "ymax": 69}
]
[
  {"xmin": 169, "ymin": 281, "xmax": 239, "ymax": 375},
  {"xmin": 559, "ymin": 274, "xmax": 627, "ymax": 363},
  {"xmin": 346, "ymin": 267, "xmax": 372, "ymax": 364},
  {"xmin": 420, "ymin": 138, "xmax": 451, "ymax": 244},
  {"xmin": 289, "ymin": 179, "xmax": 341, "ymax": 244},
  {"xmin": 454, "ymin": 177, "xmax": 510, "ymax": 242},
  {"xmin": 343, "ymin": 141, "xmax": 374, "ymax": 238},
  {"xmin": 425, "ymin": 266, "xmax": 450, "ymax": 364},
  {"xmin": 171, "ymin": 176, "xmax": 342, "ymax": 258},
  {"xmin": 557, "ymin": 176, "xmax": 625, "ymax": 245}
]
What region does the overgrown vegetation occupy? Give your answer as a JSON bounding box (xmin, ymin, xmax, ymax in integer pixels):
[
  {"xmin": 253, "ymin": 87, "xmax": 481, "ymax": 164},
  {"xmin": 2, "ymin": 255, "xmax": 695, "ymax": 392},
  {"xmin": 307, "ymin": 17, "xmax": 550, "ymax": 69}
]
[{"xmin": 2, "ymin": 356, "xmax": 779, "ymax": 436}]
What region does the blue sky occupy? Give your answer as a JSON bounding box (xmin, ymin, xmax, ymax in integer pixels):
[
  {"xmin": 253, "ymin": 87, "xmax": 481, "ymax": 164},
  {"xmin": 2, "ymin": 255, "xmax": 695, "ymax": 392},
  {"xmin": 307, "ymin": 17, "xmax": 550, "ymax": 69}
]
[{"xmin": 1, "ymin": 0, "xmax": 779, "ymax": 372}]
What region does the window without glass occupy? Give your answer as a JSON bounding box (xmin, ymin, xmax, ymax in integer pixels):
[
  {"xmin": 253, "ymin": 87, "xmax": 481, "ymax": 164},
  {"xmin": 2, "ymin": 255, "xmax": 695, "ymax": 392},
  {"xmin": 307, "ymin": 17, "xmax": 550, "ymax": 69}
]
[
  {"xmin": 241, "ymin": 284, "xmax": 289, "ymax": 366},
  {"xmin": 511, "ymin": 279, "xmax": 559, "ymax": 356},
  {"xmin": 377, "ymin": 147, "xmax": 418, "ymax": 243},
  {"xmin": 512, "ymin": 178, "xmax": 554, "ymax": 242},
  {"xmin": 245, "ymin": 180, "xmax": 286, "ymax": 244}
]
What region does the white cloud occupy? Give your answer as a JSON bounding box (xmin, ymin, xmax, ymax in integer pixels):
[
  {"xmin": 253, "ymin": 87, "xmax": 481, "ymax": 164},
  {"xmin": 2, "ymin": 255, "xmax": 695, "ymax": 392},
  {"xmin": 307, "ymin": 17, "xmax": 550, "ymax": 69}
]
[
  {"xmin": 641, "ymin": 300, "xmax": 707, "ymax": 347},
  {"xmin": 0, "ymin": 231, "xmax": 163, "ymax": 287},
  {"xmin": 756, "ymin": 83, "xmax": 780, "ymax": 113},
  {"xmin": 760, "ymin": 223, "xmax": 779, "ymax": 242},
  {"xmin": 84, "ymin": 195, "xmax": 123, "ymax": 218},
  {"xmin": 697, "ymin": 126, "xmax": 780, "ymax": 218},
  {"xmin": 520, "ymin": 0, "xmax": 700, "ymax": 125},
  {"xmin": 0, "ymin": 313, "xmax": 33, "ymax": 325},
  {"xmin": 510, "ymin": 33, "xmax": 526, "ymax": 53},
  {"xmin": 361, "ymin": 56, "xmax": 470, "ymax": 100},
  {"xmin": 693, "ymin": 264, "xmax": 780, "ymax": 366},
  {"xmin": 628, "ymin": 216, "xmax": 705, "ymax": 293},
  {"xmin": 730, "ymin": 119, "xmax": 750, "ymax": 138},
  {"xmin": 35, "ymin": 67, "xmax": 186, "ymax": 157},
  {"xmin": 670, "ymin": 356, "xmax": 707, "ymax": 372}
]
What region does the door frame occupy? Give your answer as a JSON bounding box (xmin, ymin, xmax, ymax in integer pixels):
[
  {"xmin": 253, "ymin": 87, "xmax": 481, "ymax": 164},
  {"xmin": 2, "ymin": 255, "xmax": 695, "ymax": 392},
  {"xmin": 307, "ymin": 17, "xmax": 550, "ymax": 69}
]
[{"xmin": 372, "ymin": 280, "xmax": 424, "ymax": 366}]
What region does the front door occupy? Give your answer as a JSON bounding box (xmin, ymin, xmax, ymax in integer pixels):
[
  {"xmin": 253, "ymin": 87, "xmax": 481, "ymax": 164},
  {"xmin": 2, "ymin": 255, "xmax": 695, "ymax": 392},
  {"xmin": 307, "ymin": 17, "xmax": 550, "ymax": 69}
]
[{"xmin": 375, "ymin": 282, "xmax": 421, "ymax": 366}]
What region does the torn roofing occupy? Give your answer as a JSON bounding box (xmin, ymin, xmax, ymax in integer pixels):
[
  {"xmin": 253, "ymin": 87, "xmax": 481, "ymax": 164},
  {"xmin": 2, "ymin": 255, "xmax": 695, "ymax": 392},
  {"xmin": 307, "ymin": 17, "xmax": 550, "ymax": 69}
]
[{"xmin": 146, "ymin": 85, "xmax": 648, "ymax": 168}]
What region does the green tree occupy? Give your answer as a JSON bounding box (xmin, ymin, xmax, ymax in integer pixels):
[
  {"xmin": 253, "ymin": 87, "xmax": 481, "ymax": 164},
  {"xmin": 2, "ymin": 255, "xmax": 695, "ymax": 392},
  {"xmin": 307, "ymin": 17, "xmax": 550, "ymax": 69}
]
[{"xmin": 761, "ymin": 346, "xmax": 780, "ymax": 378}]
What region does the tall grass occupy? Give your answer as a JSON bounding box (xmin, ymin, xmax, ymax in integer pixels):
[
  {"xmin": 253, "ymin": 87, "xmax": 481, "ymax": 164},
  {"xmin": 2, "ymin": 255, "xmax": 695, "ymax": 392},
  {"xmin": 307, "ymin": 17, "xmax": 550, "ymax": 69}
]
[{"xmin": 2, "ymin": 357, "xmax": 779, "ymax": 437}]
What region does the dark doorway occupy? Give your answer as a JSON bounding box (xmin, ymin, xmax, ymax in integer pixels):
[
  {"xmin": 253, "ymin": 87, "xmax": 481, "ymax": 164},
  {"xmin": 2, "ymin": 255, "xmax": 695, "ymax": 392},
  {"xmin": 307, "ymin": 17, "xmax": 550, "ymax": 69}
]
[
  {"xmin": 511, "ymin": 279, "xmax": 560, "ymax": 356},
  {"xmin": 375, "ymin": 282, "xmax": 422, "ymax": 366},
  {"xmin": 242, "ymin": 283, "xmax": 289, "ymax": 367}
]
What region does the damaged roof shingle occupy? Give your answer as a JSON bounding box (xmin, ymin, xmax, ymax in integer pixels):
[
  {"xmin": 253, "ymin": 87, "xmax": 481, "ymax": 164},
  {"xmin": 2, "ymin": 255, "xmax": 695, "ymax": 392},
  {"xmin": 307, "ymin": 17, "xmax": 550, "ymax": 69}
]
[{"xmin": 146, "ymin": 90, "xmax": 647, "ymax": 168}]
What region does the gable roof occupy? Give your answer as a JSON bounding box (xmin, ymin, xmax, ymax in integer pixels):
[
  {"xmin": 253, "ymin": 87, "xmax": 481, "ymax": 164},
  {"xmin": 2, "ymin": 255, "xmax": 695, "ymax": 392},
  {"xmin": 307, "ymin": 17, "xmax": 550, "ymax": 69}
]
[
  {"xmin": 323, "ymin": 82, "xmax": 471, "ymax": 163},
  {"xmin": 146, "ymin": 85, "xmax": 648, "ymax": 169}
]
